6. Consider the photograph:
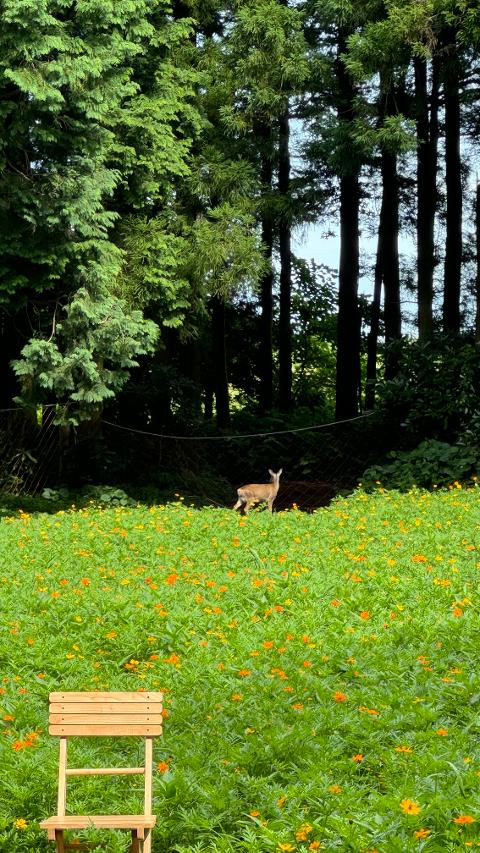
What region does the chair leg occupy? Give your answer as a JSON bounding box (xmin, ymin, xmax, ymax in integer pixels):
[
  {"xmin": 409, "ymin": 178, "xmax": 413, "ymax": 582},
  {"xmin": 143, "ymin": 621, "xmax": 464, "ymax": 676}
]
[
  {"xmin": 142, "ymin": 829, "xmax": 152, "ymax": 853},
  {"xmin": 131, "ymin": 830, "xmax": 141, "ymax": 853},
  {"xmin": 55, "ymin": 830, "xmax": 65, "ymax": 853}
]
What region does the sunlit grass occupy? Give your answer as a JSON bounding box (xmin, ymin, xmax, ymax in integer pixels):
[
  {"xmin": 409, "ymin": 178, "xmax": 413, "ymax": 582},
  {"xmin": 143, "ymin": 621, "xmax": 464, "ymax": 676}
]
[{"xmin": 1, "ymin": 486, "xmax": 479, "ymax": 851}]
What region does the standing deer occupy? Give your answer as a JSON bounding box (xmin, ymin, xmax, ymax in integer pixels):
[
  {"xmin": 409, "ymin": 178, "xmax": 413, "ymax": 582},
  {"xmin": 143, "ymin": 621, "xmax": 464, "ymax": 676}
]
[{"xmin": 234, "ymin": 469, "xmax": 283, "ymax": 514}]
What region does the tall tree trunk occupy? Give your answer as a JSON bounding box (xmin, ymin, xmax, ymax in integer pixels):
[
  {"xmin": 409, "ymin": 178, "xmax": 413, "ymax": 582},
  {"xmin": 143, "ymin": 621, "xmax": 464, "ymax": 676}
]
[
  {"xmin": 335, "ymin": 30, "xmax": 361, "ymax": 420},
  {"xmin": 211, "ymin": 295, "xmax": 231, "ymax": 429},
  {"xmin": 336, "ymin": 172, "xmax": 361, "ymax": 419},
  {"xmin": 258, "ymin": 126, "xmax": 274, "ymax": 413},
  {"xmin": 415, "ymin": 57, "xmax": 439, "ymax": 338},
  {"xmin": 382, "ymin": 147, "xmax": 401, "ymax": 377},
  {"xmin": 442, "ymin": 34, "xmax": 462, "ymax": 334},
  {"xmin": 365, "ymin": 201, "xmax": 384, "ymax": 411},
  {"xmin": 475, "ymin": 182, "xmax": 480, "ymax": 342},
  {"xmin": 278, "ymin": 104, "xmax": 292, "ymax": 414}
]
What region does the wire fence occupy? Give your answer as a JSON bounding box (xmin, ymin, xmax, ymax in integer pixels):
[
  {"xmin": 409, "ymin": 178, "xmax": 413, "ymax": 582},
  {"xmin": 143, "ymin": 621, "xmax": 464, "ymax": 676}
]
[{"xmin": 0, "ymin": 407, "xmax": 392, "ymax": 509}]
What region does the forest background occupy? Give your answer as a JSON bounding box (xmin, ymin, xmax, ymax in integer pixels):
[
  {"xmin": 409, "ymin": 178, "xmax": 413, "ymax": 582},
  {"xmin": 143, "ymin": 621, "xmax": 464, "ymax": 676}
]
[{"xmin": 1, "ymin": 0, "xmax": 480, "ymax": 501}]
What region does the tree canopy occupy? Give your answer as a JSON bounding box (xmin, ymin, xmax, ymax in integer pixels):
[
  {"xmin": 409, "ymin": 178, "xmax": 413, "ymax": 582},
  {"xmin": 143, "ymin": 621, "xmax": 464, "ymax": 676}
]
[{"xmin": 1, "ymin": 0, "xmax": 479, "ymax": 441}]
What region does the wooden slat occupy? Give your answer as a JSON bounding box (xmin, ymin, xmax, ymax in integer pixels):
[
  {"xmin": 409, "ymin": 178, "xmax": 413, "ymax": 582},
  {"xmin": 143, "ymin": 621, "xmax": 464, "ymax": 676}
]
[
  {"xmin": 66, "ymin": 767, "xmax": 145, "ymax": 776},
  {"xmin": 41, "ymin": 815, "xmax": 157, "ymax": 828},
  {"xmin": 40, "ymin": 815, "xmax": 156, "ymax": 841},
  {"xmin": 49, "ymin": 692, "xmax": 162, "ymax": 703},
  {"xmin": 49, "ymin": 724, "xmax": 163, "ymax": 736},
  {"xmin": 50, "ymin": 702, "xmax": 162, "ymax": 714},
  {"xmin": 50, "ymin": 714, "xmax": 163, "ymax": 725}
]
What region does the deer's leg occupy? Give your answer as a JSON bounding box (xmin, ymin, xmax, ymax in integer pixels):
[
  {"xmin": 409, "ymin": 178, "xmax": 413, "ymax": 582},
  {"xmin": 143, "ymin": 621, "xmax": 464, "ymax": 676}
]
[{"xmin": 233, "ymin": 498, "xmax": 243, "ymax": 511}]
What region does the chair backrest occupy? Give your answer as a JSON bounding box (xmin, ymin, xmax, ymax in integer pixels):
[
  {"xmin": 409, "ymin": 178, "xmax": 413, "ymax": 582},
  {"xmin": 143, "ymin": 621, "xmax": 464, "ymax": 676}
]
[
  {"xmin": 49, "ymin": 691, "xmax": 163, "ymax": 736},
  {"xmin": 48, "ymin": 691, "xmax": 163, "ymax": 821}
]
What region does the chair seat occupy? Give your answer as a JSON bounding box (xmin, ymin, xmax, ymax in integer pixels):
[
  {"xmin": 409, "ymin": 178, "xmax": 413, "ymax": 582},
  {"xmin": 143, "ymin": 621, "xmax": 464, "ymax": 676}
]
[{"xmin": 40, "ymin": 815, "xmax": 156, "ymax": 840}]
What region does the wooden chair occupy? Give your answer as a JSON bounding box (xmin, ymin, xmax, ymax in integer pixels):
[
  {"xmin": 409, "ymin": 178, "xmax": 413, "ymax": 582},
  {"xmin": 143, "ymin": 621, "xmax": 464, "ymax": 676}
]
[{"xmin": 40, "ymin": 691, "xmax": 163, "ymax": 853}]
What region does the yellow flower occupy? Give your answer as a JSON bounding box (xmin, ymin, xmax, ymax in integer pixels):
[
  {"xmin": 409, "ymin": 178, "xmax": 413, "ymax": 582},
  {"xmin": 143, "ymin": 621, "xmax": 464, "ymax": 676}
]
[
  {"xmin": 278, "ymin": 845, "xmax": 295, "ymax": 851},
  {"xmin": 295, "ymin": 823, "xmax": 312, "ymax": 841},
  {"xmin": 14, "ymin": 818, "xmax": 28, "ymax": 830},
  {"xmin": 400, "ymin": 799, "xmax": 421, "ymax": 815}
]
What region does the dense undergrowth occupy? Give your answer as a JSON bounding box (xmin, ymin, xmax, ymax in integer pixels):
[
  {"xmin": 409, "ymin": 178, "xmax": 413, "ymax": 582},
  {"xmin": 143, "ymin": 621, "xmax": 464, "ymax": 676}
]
[{"xmin": 0, "ymin": 487, "xmax": 479, "ymax": 852}]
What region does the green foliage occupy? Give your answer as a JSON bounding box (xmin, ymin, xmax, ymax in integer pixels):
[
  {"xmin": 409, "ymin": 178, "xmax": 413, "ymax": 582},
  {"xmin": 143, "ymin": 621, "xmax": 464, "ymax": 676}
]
[
  {"xmin": 377, "ymin": 336, "xmax": 480, "ymax": 441},
  {"xmin": 12, "ymin": 289, "xmax": 158, "ymax": 423},
  {"xmin": 362, "ymin": 439, "xmax": 479, "ymax": 490},
  {"xmin": 0, "ymin": 0, "xmax": 201, "ymax": 411},
  {"xmin": 1, "ymin": 489, "xmax": 480, "ymax": 851},
  {"xmin": 221, "ymin": 0, "xmax": 309, "ymax": 127}
]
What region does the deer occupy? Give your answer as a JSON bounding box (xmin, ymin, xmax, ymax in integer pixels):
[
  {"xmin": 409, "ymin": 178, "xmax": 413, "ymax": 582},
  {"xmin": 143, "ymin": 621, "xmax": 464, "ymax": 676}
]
[{"xmin": 233, "ymin": 469, "xmax": 283, "ymax": 514}]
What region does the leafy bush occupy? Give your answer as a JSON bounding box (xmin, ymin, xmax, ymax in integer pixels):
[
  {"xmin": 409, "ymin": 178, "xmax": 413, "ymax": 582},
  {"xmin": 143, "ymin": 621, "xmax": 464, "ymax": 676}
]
[
  {"xmin": 378, "ymin": 335, "xmax": 480, "ymax": 443},
  {"xmin": 362, "ymin": 439, "xmax": 479, "ymax": 490}
]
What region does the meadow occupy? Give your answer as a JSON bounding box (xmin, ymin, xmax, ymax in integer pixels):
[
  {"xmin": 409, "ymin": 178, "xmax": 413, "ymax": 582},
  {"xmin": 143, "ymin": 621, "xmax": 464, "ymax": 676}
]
[{"xmin": 0, "ymin": 486, "xmax": 479, "ymax": 853}]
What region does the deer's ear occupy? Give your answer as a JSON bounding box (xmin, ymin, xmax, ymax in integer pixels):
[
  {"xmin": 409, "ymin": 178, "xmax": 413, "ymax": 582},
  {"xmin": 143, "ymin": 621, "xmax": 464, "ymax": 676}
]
[
  {"xmin": 277, "ymin": 468, "xmax": 283, "ymax": 476},
  {"xmin": 268, "ymin": 469, "xmax": 274, "ymax": 476}
]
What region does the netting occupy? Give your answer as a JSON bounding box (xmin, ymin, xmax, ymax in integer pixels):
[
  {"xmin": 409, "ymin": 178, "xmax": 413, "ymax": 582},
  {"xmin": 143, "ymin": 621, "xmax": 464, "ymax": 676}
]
[
  {"xmin": 0, "ymin": 407, "xmax": 60, "ymax": 496},
  {"xmin": 0, "ymin": 407, "xmax": 393, "ymax": 509},
  {"xmin": 92, "ymin": 414, "xmax": 388, "ymax": 509}
]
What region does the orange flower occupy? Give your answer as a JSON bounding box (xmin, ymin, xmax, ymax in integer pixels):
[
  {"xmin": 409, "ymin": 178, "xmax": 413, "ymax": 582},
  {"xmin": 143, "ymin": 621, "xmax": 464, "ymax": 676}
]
[
  {"xmin": 80, "ymin": 578, "xmax": 90, "ymax": 586},
  {"xmin": 238, "ymin": 669, "xmax": 251, "ymax": 677},
  {"xmin": 328, "ymin": 784, "xmax": 342, "ymax": 793},
  {"xmin": 330, "ymin": 599, "xmax": 342, "ymax": 606},
  {"xmin": 453, "ymin": 815, "xmax": 475, "ymax": 824},
  {"xmin": 333, "ymin": 691, "xmax": 347, "ymax": 702},
  {"xmin": 309, "ymin": 843, "xmax": 322, "ymax": 851},
  {"xmin": 164, "ymin": 653, "xmax": 180, "ymax": 665},
  {"xmin": 400, "ymin": 799, "xmax": 421, "ymax": 815},
  {"xmin": 359, "ymin": 610, "xmax": 370, "ymax": 620},
  {"xmin": 263, "ymin": 641, "xmax": 274, "ymax": 649},
  {"xmin": 231, "ymin": 693, "xmax": 243, "ymax": 702},
  {"xmin": 394, "ymin": 745, "xmax": 413, "ymax": 753},
  {"xmin": 249, "ymin": 810, "xmax": 260, "ymax": 817},
  {"xmin": 436, "ymin": 727, "xmax": 448, "ymax": 736},
  {"xmin": 413, "ymin": 829, "xmax": 431, "ymax": 839},
  {"xmin": 291, "ymin": 702, "xmax": 304, "ymax": 710},
  {"xmin": 165, "ymin": 573, "xmax": 179, "ymax": 585},
  {"xmin": 352, "ymin": 754, "xmax": 364, "ymax": 762},
  {"xmin": 157, "ymin": 761, "xmax": 169, "ymax": 773}
]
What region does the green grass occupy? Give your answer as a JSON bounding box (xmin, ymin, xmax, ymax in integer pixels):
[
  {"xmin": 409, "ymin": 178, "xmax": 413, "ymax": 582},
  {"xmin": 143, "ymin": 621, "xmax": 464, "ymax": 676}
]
[{"xmin": 1, "ymin": 487, "xmax": 479, "ymax": 852}]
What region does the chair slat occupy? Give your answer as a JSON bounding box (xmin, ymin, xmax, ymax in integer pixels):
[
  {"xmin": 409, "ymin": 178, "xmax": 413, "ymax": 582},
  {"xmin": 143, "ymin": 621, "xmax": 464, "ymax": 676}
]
[
  {"xmin": 49, "ymin": 692, "xmax": 162, "ymax": 703},
  {"xmin": 50, "ymin": 702, "xmax": 162, "ymax": 714},
  {"xmin": 41, "ymin": 816, "xmax": 157, "ymax": 828},
  {"xmin": 49, "ymin": 723, "xmax": 163, "ymax": 736},
  {"xmin": 50, "ymin": 714, "xmax": 163, "ymax": 725}
]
